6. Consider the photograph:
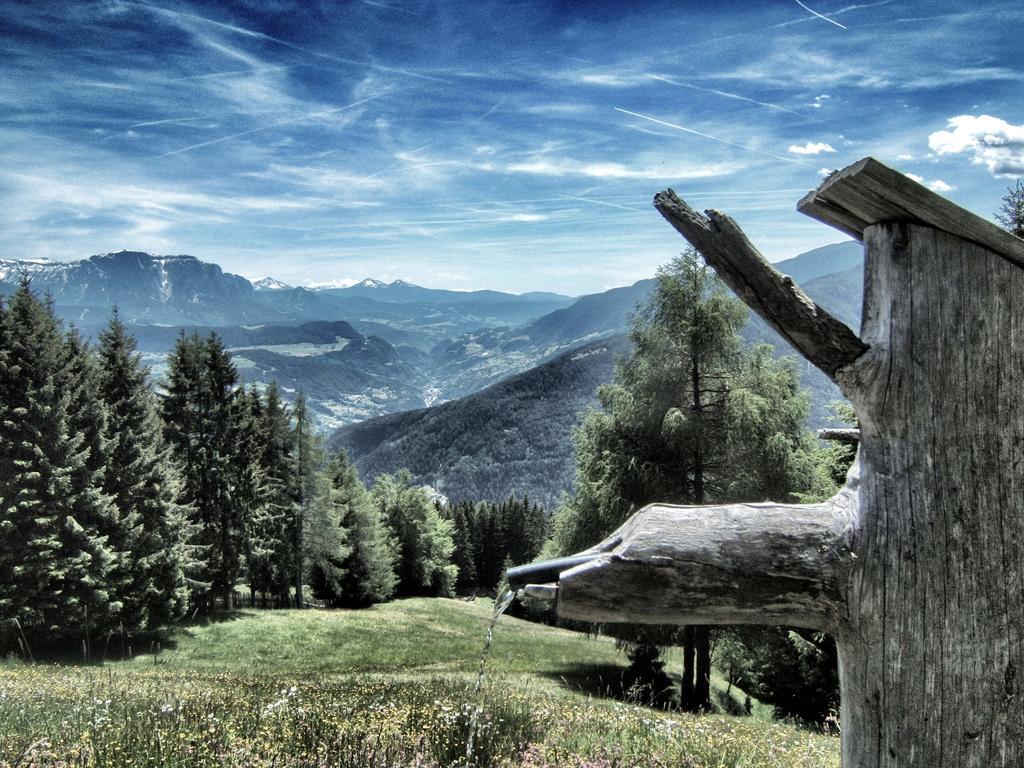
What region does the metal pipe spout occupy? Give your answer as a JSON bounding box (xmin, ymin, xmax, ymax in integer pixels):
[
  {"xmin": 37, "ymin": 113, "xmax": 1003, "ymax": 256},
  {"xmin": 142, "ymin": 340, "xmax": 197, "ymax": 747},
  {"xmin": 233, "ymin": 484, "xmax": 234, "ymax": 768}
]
[{"xmin": 505, "ymin": 553, "xmax": 603, "ymax": 589}]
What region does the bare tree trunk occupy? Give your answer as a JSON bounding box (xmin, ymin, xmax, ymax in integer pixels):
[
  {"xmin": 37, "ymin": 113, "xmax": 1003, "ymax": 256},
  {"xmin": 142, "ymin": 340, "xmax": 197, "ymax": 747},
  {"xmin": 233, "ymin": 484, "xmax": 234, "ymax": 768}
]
[
  {"xmin": 544, "ymin": 159, "xmax": 1024, "ymax": 766},
  {"xmin": 694, "ymin": 627, "xmax": 711, "ymax": 711},
  {"xmin": 680, "ymin": 626, "xmax": 696, "ymax": 711}
]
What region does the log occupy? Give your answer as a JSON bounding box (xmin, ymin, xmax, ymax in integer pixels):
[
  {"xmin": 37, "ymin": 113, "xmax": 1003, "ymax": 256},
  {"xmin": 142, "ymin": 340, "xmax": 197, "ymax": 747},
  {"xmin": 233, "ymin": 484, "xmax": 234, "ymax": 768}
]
[
  {"xmin": 653, "ymin": 190, "xmax": 868, "ymax": 383},
  {"xmin": 798, "ymin": 156, "xmax": 1024, "ymax": 271},
  {"xmin": 556, "ymin": 478, "xmax": 858, "ymax": 632},
  {"xmin": 818, "ymin": 428, "xmax": 860, "ymax": 443}
]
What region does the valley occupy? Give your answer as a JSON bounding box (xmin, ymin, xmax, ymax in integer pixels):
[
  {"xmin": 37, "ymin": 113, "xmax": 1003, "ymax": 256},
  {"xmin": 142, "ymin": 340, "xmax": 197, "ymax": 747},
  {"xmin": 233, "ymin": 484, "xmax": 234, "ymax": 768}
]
[{"xmin": 1, "ymin": 241, "xmax": 862, "ymax": 503}]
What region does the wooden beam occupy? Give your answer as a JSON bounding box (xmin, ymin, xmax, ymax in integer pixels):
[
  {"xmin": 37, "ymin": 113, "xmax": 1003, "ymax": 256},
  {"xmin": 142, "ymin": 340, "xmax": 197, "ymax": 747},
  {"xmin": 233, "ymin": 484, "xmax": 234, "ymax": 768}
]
[
  {"xmin": 555, "ymin": 488, "xmax": 858, "ymax": 632},
  {"xmin": 654, "ymin": 189, "xmax": 868, "ymax": 383},
  {"xmin": 799, "ymin": 157, "xmax": 1024, "ymax": 271}
]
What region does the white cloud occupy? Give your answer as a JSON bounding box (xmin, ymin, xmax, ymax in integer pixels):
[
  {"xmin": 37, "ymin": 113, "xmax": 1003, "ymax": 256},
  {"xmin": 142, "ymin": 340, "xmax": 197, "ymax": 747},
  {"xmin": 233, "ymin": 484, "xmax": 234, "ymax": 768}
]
[
  {"xmin": 808, "ymin": 94, "xmax": 831, "ymax": 109},
  {"xmin": 928, "ymin": 115, "xmax": 1024, "ymax": 177},
  {"xmin": 788, "ymin": 142, "xmax": 836, "ymax": 155},
  {"xmin": 904, "ymin": 173, "xmax": 955, "ymax": 193},
  {"xmin": 505, "ymin": 158, "xmax": 739, "ymax": 180}
]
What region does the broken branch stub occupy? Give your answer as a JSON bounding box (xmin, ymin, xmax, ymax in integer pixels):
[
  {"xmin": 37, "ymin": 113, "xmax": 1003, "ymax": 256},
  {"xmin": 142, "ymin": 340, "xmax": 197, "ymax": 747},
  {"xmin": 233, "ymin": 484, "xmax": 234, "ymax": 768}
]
[{"xmin": 653, "ymin": 189, "xmax": 868, "ymax": 385}]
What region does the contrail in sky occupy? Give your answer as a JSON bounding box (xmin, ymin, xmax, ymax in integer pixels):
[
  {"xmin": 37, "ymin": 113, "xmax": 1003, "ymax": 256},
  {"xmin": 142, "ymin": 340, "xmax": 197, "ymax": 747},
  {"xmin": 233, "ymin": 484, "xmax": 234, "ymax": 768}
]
[
  {"xmin": 649, "ymin": 75, "xmax": 802, "ymax": 116},
  {"xmin": 557, "ymin": 194, "xmax": 646, "ymax": 213},
  {"xmin": 793, "ymin": 0, "xmax": 849, "ymax": 29},
  {"xmin": 612, "ymin": 108, "xmax": 812, "ymax": 166},
  {"xmin": 138, "ymin": 2, "xmax": 449, "ymax": 83},
  {"xmin": 156, "ymin": 95, "xmax": 384, "ymax": 158}
]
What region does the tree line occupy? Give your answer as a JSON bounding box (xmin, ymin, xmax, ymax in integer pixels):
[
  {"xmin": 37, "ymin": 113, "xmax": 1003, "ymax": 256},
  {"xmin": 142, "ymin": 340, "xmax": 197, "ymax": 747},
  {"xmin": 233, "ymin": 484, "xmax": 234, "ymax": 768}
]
[{"xmin": 0, "ymin": 277, "xmax": 545, "ymax": 653}]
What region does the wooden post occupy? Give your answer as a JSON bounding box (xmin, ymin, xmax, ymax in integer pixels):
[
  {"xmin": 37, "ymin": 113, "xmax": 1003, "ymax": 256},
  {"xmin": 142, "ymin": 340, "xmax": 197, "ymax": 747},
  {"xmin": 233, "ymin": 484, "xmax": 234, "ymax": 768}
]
[{"xmin": 553, "ymin": 158, "xmax": 1024, "ymax": 767}]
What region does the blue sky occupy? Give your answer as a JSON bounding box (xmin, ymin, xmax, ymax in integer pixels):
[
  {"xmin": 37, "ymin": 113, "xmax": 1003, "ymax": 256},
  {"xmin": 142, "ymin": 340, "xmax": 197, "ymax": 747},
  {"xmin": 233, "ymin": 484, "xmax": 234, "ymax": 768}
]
[{"xmin": 1, "ymin": 0, "xmax": 1022, "ymax": 294}]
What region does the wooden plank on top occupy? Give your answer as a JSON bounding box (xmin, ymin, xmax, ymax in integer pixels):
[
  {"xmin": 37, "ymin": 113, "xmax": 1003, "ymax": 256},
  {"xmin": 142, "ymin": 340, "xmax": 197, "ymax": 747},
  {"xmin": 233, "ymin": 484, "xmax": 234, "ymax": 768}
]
[{"xmin": 798, "ymin": 157, "xmax": 1024, "ymax": 271}]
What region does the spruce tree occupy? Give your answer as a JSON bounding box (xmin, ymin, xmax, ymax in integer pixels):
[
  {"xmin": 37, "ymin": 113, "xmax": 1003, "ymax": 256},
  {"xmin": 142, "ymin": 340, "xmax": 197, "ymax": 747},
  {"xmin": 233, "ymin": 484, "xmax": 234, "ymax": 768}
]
[
  {"xmin": 445, "ymin": 502, "xmax": 478, "ymax": 593},
  {"xmin": 161, "ymin": 332, "xmax": 241, "ymax": 610},
  {"xmin": 259, "ymin": 383, "xmax": 299, "ymax": 606},
  {"xmin": 291, "ymin": 392, "xmax": 317, "ymax": 609},
  {"xmin": 97, "ymin": 312, "xmax": 191, "ymax": 629},
  {"xmin": 233, "ymin": 387, "xmax": 276, "ymax": 606},
  {"xmin": 0, "ymin": 279, "xmax": 113, "ymax": 645},
  {"xmin": 310, "ymin": 451, "xmax": 395, "ymax": 607}
]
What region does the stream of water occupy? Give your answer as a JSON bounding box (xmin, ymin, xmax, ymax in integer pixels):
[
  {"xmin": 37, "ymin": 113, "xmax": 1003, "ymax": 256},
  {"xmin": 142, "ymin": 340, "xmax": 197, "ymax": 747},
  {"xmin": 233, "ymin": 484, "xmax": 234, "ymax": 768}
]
[{"xmin": 464, "ymin": 586, "xmax": 519, "ymax": 766}]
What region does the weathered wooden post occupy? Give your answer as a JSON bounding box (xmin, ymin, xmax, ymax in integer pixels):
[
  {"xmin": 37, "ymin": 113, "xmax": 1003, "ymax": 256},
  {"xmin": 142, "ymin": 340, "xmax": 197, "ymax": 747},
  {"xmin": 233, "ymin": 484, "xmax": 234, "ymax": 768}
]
[{"xmin": 551, "ymin": 158, "xmax": 1024, "ymax": 767}]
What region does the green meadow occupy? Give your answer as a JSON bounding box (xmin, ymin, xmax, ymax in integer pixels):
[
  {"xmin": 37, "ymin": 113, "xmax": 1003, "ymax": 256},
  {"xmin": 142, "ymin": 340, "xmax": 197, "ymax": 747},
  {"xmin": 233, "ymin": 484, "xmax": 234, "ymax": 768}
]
[{"xmin": 0, "ymin": 598, "xmax": 839, "ymax": 767}]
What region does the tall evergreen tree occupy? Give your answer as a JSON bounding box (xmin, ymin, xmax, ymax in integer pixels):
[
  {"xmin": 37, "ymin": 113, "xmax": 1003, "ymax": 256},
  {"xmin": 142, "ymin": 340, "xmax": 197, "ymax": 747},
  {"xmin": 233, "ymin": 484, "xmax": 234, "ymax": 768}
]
[
  {"xmin": 445, "ymin": 502, "xmax": 477, "ymax": 593},
  {"xmin": 60, "ymin": 327, "xmax": 119, "ymax": 644},
  {"xmin": 309, "ymin": 450, "xmax": 398, "ymax": 607},
  {"xmin": 373, "ymin": 470, "xmax": 456, "ymax": 598},
  {"xmin": 259, "ymin": 383, "xmax": 299, "ymax": 606},
  {"xmin": 97, "ymin": 312, "xmax": 192, "ymax": 630},
  {"xmin": 0, "ymin": 280, "xmax": 113, "ymax": 645},
  {"xmin": 233, "ymin": 387, "xmax": 277, "ymax": 606},
  {"xmin": 291, "ymin": 392, "xmax": 317, "ymax": 609},
  {"xmin": 161, "ymin": 332, "xmax": 240, "ymax": 610},
  {"xmin": 552, "ymin": 250, "xmax": 827, "ymax": 711}
]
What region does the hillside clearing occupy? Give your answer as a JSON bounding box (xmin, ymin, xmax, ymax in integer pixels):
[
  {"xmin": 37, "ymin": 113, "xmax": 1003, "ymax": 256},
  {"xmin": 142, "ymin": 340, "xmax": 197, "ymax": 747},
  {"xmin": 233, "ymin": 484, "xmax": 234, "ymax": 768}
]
[{"xmin": 0, "ymin": 599, "xmax": 839, "ymax": 767}]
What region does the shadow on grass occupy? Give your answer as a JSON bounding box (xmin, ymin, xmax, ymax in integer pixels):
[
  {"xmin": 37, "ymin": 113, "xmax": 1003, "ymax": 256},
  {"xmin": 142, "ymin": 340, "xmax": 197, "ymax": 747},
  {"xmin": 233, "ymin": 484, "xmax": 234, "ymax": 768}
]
[
  {"xmin": 4, "ymin": 608, "xmax": 259, "ymax": 667},
  {"xmin": 541, "ymin": 662, "xmax": 677, "ymax": 710}
]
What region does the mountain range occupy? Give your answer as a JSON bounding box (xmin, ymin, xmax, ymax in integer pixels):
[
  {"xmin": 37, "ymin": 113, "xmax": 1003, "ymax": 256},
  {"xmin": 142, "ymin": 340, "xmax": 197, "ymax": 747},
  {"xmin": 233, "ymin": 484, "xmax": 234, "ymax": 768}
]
[{"xmin": 1, "ymin": 242, "xmax": 864, "ymax": 502}]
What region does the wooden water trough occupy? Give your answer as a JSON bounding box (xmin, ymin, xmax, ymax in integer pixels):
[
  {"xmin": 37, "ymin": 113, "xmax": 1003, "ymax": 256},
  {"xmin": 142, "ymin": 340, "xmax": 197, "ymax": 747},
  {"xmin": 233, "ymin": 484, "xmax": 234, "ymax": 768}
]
[{"xmin": 509, "ymin": 157, "xmax": 1024, "ymax": 767}]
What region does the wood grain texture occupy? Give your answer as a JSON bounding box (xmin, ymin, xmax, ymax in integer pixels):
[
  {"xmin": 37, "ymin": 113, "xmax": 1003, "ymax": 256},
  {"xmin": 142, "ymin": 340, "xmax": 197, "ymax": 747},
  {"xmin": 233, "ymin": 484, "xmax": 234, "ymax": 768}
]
[
  {"xmin": 653, "ymin": 189, "xmax": 868, "ymax": 384},
  {"xmin": 556, "ymin": 480, "xmax": 859, "ymax": 632},
  {"xmin": 798, "ymin": 157, "xmax": 1024, "ymax": 271},
  {"xmin": 836, "ymin": 222, "xmax": 1024, "ymax": 768}
]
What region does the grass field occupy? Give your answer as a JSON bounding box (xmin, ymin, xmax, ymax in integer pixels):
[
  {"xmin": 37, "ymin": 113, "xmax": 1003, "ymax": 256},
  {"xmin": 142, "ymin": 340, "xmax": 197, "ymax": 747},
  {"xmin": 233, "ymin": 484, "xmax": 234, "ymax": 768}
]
[{"xmin": 0, "ymin": 598, "xmax": 840, "ymax": 767}]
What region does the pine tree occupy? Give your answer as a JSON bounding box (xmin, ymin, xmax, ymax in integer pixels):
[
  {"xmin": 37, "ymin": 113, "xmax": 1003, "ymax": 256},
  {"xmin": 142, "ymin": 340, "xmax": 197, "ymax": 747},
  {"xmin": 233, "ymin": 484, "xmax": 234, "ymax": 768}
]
[
  {"xmin": 373, "ymin": 470, "xmax": 456, "ymax": 597},
  {"xmin": 446, "ymin": 502, "xmax": 478, "ymax": 592},
  {"xmin": 551, "ymin": 249, "xmax": 826, "ymax": 711},
  {"xmin": 0, "ymin": 279, "xmax": 113, "ymax": 646},
  {"xmin": 161, "ymin": 332, "xmax": 241, "ymax": 610},
  {"xmin": 97, "ymin": 312, "xmax": 191, "ymax": 630},
  {"xmin": 310, "ymin": 451, "xmax": 395, "ymax": 607},
  {"xmin": 60, "ymin": 327, "xmax": 119, "ymax": 645},
  {"xmin": 291, "ymin": 392, "xmax": 317, "ymax": 609},
  {"xmin": 233, "ymin": 387, "xmax": 276, "ymax": 606},
  {"xmin": 259, "ymin": 383, "xmax": 299, "ymax": 606}
]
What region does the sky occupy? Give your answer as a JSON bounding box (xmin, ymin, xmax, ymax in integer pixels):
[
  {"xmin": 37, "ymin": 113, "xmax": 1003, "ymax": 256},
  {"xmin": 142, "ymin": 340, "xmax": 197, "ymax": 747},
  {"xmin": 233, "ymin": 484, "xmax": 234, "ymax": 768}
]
[{"xmin": 1, "ymin": 0, "xmax": 1022, "ymax": 294}]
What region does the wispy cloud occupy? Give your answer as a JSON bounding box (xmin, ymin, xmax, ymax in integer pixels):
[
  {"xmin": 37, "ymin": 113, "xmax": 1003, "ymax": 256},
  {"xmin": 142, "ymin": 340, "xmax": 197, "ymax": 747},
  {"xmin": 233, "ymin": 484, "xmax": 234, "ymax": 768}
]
[
  {"xmin": 507, "ymin": 157, "xmax": 739, "ymax": 180},
  {"xmin": 139, "ymin": 3, "xmax": 449, "ymax": 83},
  {"xmin": 613, "ymin": 108, "xmax": 811, "ymax": 166},
  {"xmin": 155, "ymin": 95, "xmax": 385, "ymax": 158}
]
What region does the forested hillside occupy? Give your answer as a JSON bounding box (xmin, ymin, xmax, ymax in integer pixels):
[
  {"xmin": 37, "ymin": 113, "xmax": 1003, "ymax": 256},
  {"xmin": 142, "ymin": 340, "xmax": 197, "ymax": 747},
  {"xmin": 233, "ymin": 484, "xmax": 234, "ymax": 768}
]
[{"xmin": 331, "ymin": 336, "xmax": 632, "ymax": 507}]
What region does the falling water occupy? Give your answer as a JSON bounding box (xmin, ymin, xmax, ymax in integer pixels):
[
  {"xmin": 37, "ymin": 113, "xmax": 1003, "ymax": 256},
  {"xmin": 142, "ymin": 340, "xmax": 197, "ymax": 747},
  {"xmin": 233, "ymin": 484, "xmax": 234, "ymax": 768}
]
[{"xmin": 464, "ymin": 586, "xmax": 519, "ymax": 766}]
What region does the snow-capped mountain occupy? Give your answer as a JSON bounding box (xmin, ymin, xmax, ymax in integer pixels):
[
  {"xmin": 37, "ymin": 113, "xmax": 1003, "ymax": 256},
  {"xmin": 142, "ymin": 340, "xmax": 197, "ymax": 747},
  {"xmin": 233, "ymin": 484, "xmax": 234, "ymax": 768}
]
[
  {"xmin": 252, "ymin": 276, "xmax": 292, "ymax": 291},
  {"xmin": 0, "ymin": 250, "xmax": 264, "ymax": 326}
]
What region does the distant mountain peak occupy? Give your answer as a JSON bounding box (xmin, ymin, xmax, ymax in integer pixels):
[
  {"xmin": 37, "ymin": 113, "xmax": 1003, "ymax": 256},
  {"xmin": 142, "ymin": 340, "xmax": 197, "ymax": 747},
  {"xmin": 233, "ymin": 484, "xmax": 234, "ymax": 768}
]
[
  {"xmin": 357, "ymin": 278, "xmax": 387, "ymax": 288},
  {"xmin": 253, "ymin": 277, "xmax": 292, "ymax": 291},
  {"xmin": 389, "ymin": 279, "xmax": 420, "ymax": 288}
]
